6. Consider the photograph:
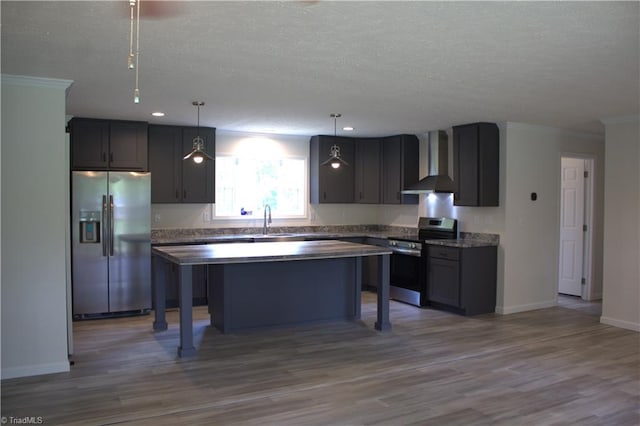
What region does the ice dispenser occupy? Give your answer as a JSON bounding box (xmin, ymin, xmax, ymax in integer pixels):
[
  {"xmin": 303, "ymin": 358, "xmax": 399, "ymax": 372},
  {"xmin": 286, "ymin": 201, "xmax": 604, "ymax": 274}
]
[{"xmin": 79, "ymin": 211, "xmax": 101, "ymax": 243}]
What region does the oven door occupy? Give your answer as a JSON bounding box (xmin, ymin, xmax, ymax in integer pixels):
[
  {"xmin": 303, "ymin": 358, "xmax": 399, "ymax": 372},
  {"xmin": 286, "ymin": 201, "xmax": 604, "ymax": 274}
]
[{"xmin": 389, "ymin": 251, "xmax": 426, "ymax": 306}]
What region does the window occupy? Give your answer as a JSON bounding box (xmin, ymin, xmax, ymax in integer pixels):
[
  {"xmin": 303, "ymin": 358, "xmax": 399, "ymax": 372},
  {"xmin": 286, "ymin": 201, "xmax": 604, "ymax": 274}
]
[{"xmin": 215, "ymin": 155, "xmax": 306, "ymax": 218}]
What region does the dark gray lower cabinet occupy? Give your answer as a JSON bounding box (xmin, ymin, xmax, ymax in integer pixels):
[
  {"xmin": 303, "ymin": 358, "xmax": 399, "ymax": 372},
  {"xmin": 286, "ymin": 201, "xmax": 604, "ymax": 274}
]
[
  {"xmin": 208, "ymin": 257, "xmax": 359, "ymax": 333},
  {"xmin": 427, "ymin": 245, "xmax": 497, "ymax": 315}
]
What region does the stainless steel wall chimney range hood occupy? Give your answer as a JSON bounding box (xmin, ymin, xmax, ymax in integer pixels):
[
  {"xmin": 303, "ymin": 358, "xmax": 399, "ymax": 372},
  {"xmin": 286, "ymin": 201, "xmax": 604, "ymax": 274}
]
[{"xmin": 402, "ymin": 130, "xmax": 455, "ymax": 194}]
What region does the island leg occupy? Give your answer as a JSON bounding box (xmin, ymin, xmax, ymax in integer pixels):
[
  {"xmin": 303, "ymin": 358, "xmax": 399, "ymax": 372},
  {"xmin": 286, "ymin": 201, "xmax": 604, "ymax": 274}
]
[
  {"xmin": 152, "ymin": 255, "xmax": 168, "ymax": 331},
  {"xmin": 375, "ymin": 254, "xmax": 392, "ymax": 331},
  {"xmin": 177, "ymin": 265, "xmax": 196, "ymax": 357},
  {"xmin": 354, "ymin": 257, "xmax": 362, "ymax": 319}
]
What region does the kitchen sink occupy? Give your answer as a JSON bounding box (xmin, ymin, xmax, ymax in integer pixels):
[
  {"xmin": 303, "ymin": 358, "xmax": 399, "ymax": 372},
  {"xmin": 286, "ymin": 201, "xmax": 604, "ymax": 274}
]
[{"xmin": 251, "ymin": 233, "xmax": 306, "ymax": 242}]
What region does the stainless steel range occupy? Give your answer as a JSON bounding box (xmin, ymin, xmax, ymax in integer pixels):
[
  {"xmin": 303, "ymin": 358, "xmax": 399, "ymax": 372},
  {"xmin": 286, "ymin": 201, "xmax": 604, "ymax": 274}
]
[{"xmin": 387, "ymin": 217, "xmax": 458, "ymax": 306}]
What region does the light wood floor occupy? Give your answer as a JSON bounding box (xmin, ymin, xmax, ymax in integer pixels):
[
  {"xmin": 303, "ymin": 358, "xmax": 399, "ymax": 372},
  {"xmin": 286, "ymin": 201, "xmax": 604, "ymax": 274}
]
[{"xmin": 2, "ymin": 293, "xmax": 638, "ymax": 425}]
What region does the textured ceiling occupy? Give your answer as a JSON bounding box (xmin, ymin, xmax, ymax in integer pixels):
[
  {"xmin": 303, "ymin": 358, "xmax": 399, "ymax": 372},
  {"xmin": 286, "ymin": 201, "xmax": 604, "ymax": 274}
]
[{"xmin": 2, "ymin": 1, "xmax": 638, "ymax": 136}]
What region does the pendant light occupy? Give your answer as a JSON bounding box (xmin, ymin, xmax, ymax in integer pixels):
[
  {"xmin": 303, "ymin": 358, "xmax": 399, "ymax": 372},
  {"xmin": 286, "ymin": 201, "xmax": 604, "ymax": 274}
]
[
  {"xmin": 183, "ymin": 101, "xmax": 213, "ymax": 164},
  {"xmin": 321, "ymin": 113, "xmax": 349, "ymax": 169},
  {"xmin": 128, "ymin": 0, "xmax": 141, "ymax": 103}
]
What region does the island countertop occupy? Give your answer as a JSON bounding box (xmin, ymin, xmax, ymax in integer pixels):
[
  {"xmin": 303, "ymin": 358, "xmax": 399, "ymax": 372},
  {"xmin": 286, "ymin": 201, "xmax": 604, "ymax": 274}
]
[{"xmin": 152, "ymin": 239, "xmax": 392, "ymax": 266}]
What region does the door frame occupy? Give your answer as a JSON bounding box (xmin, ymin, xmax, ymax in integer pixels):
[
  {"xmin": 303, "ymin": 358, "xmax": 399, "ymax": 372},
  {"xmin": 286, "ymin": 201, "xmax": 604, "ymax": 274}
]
[{"xmin": 558, "ymin": 154, "xmax": 595, "ymax": 300}]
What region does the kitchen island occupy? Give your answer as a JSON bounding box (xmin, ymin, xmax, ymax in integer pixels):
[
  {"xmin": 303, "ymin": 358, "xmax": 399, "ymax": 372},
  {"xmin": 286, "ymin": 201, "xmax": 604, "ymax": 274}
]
[{"xmin": 152, "ymin": 240, "xmax": 392, "ymax": 356}]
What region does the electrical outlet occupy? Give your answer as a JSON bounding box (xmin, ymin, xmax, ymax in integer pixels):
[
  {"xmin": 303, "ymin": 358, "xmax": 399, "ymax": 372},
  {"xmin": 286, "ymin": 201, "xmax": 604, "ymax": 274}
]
[
  {"xmin": 154, "ymin": 213, "xmax": 161, "ymax": 223},
  {"xmin": 203, "ymin": 210, "xmax": 211, "ymax": 222}
]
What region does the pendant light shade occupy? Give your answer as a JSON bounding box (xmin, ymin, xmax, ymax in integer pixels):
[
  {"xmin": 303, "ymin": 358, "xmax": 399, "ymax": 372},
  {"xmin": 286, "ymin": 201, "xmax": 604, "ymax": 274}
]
[
  {"xmin": 321, "ymin": 113, "xmax": 348, "ymax": 169},
  {"xmin": 183, "ymin": 101, "xmax": 213, "ymax": 163}
]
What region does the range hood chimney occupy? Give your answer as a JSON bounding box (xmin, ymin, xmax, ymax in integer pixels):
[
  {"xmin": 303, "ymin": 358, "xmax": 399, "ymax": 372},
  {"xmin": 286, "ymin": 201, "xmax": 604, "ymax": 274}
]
[{"xmin": 402, "ymin": 130, "xmax": 455, "ymax": 194}]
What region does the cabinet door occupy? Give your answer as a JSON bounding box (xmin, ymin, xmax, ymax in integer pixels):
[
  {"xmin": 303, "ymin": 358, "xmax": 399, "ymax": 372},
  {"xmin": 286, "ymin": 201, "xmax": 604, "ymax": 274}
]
[
  {"xmin": 109, "ymin": 121, "xmax": 148, "ymax": 170},
  {"xmin": 355, "ymin": 139, "xmax": 381, "ymax": 203},
  {"xmin": 381, "ymin": 135, "xmax": 419, "ymax": 204},
  {"xmin": 477, "ymin": 124, "xmax": 499, "ymax": 206},
  {"xmin": 148, "ymin": 125, "xmax": 182, "ymax": 203},
  {"xmin": 428, "ymin": 256, "xmax": 460, "ymax": 307},
  {"xmin": 382, "ymin": 137, "xmax": 402, "ymax": 204},
  {"xmin": 312, "ymin": 136, "xmax": 355, "ymax": 203},
  {"xmin": 453, "ymin": 124, "xmax": 479, "ymax": 206},
  {"xmin": 71, "ymin": 118, "xmax": 110, "ymax": 170},
  {"xmin": 181, "ymin": 127, "xmax": 215, "ymax": 203},
  {"xmin": 453, "ymin": 122, "xmax": 499, "ymax": 206}
]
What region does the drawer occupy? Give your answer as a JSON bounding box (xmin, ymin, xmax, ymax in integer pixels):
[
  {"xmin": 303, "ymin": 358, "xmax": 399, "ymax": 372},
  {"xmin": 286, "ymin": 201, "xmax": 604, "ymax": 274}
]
[{"xmin": 428, "ymin": 245, "xmax": 460, "ymax": 261}]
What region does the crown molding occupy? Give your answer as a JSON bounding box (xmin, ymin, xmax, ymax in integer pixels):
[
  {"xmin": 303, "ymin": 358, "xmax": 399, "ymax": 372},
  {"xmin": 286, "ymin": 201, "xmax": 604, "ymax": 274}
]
[{"xmin": 1, "ymin": 74, "xmax": 73, "ymax": 94}]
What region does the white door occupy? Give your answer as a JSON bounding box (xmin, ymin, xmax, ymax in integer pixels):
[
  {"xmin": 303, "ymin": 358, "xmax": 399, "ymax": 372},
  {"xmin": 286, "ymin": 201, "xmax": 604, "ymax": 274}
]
[{"xmin": 558, "ymin": 158, "xmax": 585, "ymax": 296}]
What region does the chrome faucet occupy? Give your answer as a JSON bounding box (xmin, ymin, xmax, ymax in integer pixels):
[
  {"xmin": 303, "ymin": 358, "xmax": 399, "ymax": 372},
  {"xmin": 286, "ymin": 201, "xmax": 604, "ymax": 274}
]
[{"xmin": 263, "ymin": 204, "xmax": 272, "ymax": 234}]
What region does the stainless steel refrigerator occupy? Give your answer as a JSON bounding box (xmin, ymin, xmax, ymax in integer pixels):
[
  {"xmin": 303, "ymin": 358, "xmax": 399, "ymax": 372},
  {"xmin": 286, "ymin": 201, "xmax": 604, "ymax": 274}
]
[{"xmin": 72, "ymin": 171, "xmax": 151, "ymax": 317}]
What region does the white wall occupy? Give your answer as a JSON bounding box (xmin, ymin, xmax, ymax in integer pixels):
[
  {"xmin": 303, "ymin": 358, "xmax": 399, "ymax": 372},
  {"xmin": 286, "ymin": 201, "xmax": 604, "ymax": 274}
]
[
  {"xmin": 500, "ymin": 123, "xmax": 604, "ymax": 313},
  {"xmin": 601, "ymin": 116, "xmax": 640, "ymax": 331},
  {"xmin": 1, "ymin": 75, "xmax": 73, "ymax": 379},
  {"xmin": 152, "ymin": 129, "xmax": 419, "ymax": 229}
]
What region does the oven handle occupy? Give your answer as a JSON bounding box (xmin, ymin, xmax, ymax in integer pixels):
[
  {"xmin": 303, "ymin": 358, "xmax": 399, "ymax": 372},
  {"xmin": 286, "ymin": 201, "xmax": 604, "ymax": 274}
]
[{"xmin": 390, "ymin": 248, "xmax": 422, "ymax": 257}]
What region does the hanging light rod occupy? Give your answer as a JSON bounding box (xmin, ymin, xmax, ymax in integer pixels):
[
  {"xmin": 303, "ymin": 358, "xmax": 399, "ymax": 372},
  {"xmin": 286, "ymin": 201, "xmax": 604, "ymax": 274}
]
[
  {"xmin": 321, "ymin": 113, "xmax": 349, "ymax": 169},
  {"xmin": 128, "ymin": 0, "xmax": 141, "ymax": 103},
  {"xmin": 183, "ymin": 101, "xmax": 213, "ymax": 164}
]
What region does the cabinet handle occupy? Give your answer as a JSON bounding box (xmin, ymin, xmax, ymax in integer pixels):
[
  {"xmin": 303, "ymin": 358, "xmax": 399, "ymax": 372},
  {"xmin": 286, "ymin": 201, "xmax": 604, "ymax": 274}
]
[
  {"xmin": 109, "ymin": 195, "xmax": 115, "ymax": 256},
  {"xmin": 183, "ymin": 189, "xmax": 187, "ymax": 200},
  {"xmin": 101, "ymin": 195, "xmax": 108, "ymax": 256},
  {"xmin": 175, "ymin": 189, "xmax": 180, "ymax": 200},
  {"xmin": 359, "ymin": 192, "xmax": 363, "ymax": 200},
  {"xmin": 102, "ymin": 152, "xmax": 107, "ymax": 162}
]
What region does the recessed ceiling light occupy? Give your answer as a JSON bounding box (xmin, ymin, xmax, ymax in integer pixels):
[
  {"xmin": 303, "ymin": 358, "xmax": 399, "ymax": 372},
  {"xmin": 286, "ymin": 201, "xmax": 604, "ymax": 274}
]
[
  {"xmin": 343, "ymin": 126, "xmax": 354, "ymax": 131},
  {"xmin": 151, "ymin": 112, "xmax": 165, "ymax": 117}
]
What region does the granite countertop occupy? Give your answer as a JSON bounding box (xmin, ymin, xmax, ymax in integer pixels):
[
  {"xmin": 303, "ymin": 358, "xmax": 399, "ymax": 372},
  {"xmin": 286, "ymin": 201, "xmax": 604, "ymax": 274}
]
[
  {"xmin": 152, "ymin": 239, "xmax": 392, "ymax": 266},
  {"xmin": 423, "ymin": 239, "xmax": 498, "ymax": 248},
  {"xmin": 151, "ymin": 226, "xmax": 498, "ymax": 248}
]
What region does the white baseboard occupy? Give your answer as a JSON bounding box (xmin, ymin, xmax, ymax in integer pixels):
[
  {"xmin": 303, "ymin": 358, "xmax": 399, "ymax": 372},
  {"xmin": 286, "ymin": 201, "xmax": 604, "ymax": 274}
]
[
  {"xmin": 600, "ymin": 316, "xmax": 640, "ymax": 332},
  {"xmin": 1, "ymin": 361, "xmax": 70, "ymax": 380},
  {"xmin": 495, "ymin": 299, "xmax": 557, "ymax": 315}
]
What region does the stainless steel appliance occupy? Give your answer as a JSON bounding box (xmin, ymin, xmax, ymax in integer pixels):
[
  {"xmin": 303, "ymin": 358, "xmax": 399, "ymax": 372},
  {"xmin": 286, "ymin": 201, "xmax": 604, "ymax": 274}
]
[
  {"xmin": 388, "ymin": 217, "xmax": 458, "ymax": 306},
  {"xmin": 72, "ymin": 171, "xmax": 151, "ymax": 318}
]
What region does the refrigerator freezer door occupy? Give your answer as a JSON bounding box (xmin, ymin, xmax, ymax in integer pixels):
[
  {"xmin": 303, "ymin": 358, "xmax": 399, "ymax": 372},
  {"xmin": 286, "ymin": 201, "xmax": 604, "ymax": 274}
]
[
  {"xmin": 108, "ymin": 172, "xmax": 151, "ymax": 312},
  {"xmin": 72, "ymin": 171, "xmax": 109, "ymax": 315}
]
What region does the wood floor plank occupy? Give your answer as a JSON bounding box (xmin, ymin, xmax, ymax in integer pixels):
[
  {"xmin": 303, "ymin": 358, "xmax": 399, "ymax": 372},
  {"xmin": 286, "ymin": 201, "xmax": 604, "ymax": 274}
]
[{"xmin": 1, "ymin": 294, "xmax": 638, "ymax": 425}]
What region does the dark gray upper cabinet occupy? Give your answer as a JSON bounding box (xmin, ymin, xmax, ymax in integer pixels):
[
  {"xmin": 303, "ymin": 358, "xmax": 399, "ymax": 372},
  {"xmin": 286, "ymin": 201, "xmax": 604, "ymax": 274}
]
[
  {"xmin": 381, "ymin": 135, "xmax": 419, "ymax": 205},
  {"xmin": 70, "ymin": 118, "xmax": 148, "ymax": 171},
  {"xmin": 355, "ymin": 138, "xmax": 381, "ymax": 204},
  {"xmin": 148, "ymin": 125, "xmax": 215, "ymax": 204},
  {"xmin": 309, "ymin": 135, "xmax": 355, "ymax": 203},
  {"xmin": 453, "ymin": 122, "xmax": 499, "ymax": 206}
]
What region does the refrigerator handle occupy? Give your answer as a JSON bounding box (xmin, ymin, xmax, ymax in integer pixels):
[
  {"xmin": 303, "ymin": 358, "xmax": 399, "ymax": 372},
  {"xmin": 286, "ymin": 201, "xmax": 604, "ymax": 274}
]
[
  {"xmin": 102, "ymin": 194, "xmax": 108, "ymax": 257},
  {"xmin": 109, "ymin": 195, "xmax": 115, "ymax": 256}
]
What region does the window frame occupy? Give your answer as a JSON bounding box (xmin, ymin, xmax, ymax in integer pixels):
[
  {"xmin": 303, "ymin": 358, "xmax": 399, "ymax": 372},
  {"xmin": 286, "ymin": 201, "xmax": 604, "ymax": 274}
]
[{"xmin": 214, "ymin": 152, "xmax": 308, "ymax": 220}]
